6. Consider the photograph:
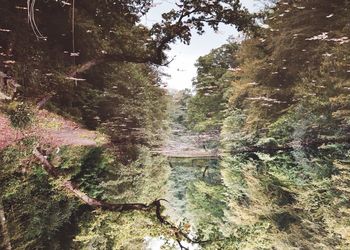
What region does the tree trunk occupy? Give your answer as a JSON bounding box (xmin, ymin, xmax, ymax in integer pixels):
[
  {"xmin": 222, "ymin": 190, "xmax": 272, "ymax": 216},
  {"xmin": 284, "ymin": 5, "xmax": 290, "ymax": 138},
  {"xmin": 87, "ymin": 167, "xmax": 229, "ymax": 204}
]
[{"xmin": 0, "ymin": 201, "xmax": 12, "ymax": 250}]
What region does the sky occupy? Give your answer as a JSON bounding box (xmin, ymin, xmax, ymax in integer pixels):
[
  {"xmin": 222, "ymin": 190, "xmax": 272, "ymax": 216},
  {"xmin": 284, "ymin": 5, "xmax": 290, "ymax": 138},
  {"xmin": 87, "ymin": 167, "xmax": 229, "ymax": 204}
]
[{"xmin": 142, "ymin": 0, "xmax": 264, "ymax": 90}]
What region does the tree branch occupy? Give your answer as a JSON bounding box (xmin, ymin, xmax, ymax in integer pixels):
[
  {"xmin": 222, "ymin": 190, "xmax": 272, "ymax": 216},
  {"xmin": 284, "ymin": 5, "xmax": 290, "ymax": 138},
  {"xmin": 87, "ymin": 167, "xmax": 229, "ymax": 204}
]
[
  {"xmin": 68, "ymin": 7, "xmax": 194, "ymax": 77},
  {"xmin": 66, "ymin": 2, "xmax": 256, "ymax": 77},
  {"xmin": 32, "ymin": 147, "xmax": 216, "ymax": 246},
  {"xmin": 36, "ymin": 93, "xmax": 56, "ymax": 109},
  {"xmin": 33, "ymin": 147, "xmax": 160, "ymax": 211},
  {"xmin": 68, "ymin": 52, "xmax": 164, "ymax": 77}
]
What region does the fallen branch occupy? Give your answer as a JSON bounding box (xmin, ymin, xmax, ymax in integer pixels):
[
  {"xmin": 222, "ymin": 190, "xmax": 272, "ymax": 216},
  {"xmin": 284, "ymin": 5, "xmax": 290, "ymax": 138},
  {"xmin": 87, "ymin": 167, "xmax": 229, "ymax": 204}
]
[
  {"xmin": 36, "ymin": 93, "xmax": 55, "ymax": 109},
  {"xmin": 33, "ymin": 147, "xmax": 161, "ymax": 211},
  {"xmin": 32, "ymin": 147, "xmax": 216, "ymax": 246}
]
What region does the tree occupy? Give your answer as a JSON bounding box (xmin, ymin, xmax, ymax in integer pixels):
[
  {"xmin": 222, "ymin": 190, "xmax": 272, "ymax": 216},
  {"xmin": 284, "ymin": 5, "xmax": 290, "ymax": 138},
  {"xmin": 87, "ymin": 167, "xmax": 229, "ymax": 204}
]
[
  {"xmin": 187, "ymin": 42, "xmax": 239, "ymax": 132},
  {"xmin": 183, "ymin": 0, "xmax": 350, "ymax": 248},
  {"xmin": 0, "ymin": 0, "xmax": 257, "ymax": 149},
  {"xmin": 22, "ymin": 0, "xmax": 256, "ymax": 73},
  {"xmin": 168, "ymin": 89, "xmax": 192, "ymax": 127}
]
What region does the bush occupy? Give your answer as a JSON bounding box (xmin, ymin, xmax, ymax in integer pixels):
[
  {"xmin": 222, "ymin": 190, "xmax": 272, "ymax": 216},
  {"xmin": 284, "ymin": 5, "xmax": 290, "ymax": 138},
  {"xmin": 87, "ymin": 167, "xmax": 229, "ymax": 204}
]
[{"xmin": 7, "ymin": 101, "xmax": 33, "ymax": 129}]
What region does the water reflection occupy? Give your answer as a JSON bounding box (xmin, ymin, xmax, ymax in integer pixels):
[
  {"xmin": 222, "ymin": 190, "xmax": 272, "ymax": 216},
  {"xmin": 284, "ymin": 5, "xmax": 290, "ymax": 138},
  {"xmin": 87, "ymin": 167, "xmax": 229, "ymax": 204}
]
[
  {"xmin": 165, "ymin": 158, "xmax": 221, "ymax": 223},
  {"xmin": 145, "ymin": 158, "xmax": 221, "ymax": 249}
]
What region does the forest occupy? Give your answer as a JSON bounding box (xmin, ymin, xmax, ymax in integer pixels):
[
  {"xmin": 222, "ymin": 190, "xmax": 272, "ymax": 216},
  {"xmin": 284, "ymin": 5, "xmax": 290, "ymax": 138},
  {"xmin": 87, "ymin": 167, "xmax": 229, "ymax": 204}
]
[{"xmin": 0, "ymin": 0, "xmax": 349, "ymax": 249}]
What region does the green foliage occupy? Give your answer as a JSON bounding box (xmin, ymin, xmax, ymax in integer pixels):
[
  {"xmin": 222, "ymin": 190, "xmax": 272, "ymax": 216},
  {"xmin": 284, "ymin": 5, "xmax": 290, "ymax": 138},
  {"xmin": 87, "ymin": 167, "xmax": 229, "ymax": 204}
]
[
  {"xmin": 7, "ymin": 102, "xmax": 33, "ymax": 129},
  {"xmin": 96, "ymin": 63, "xmax": 168, "ymax": 147},
  {"xmin": 187, "ymin": 180, "xmax": 227, "ymax": 231},
  {"xmin": 49, "ymin": 144, "xmax": 170, "ymax": 204},
  {"xmin": 72, "ymin": 211, "xmax": 166, "ymax": 250},
  {"xmin": 0, "ymin": 138, "xmax": 171, "ymax": 249},
  {"xmin": 100, "ymin": 146, "xmax": 170, "ymax": 204},
  {"xmin": 187, "ymin": 43, "xmax": 239, "ymax": 132},
  {"xmin": 0, "ymin": 139, "xmax": 80, "ymax": 250},
  {"xmin": 168, "ymin": 89, "xmax": 192, "ymax": 128},
  {"xmin": 185, "ymin": 1, "xmax": 350, "ymax": 248}
]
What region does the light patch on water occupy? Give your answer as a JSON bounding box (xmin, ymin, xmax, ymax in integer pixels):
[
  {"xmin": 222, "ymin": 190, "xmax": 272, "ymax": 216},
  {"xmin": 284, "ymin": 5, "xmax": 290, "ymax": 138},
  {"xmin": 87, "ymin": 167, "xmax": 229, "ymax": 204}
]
[{"xmin": 144, "ymin": 236, "xmax": 200, "ymax": 250}]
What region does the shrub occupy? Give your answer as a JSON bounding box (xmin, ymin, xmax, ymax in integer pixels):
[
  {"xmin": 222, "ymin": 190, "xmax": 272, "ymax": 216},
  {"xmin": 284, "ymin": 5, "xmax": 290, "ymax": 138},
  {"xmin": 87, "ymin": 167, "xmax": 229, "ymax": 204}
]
[{"xmin": 7, "ymin": 101, "xmax": 33, "ymax": 129}]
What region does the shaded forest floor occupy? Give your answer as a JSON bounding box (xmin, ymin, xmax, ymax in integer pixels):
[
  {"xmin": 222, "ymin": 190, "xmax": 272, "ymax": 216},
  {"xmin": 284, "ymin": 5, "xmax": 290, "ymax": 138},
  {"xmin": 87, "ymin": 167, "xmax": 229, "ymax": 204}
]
[{"xmin": 0, "ymin": 109, "xmax": 107, "ymax": 150}]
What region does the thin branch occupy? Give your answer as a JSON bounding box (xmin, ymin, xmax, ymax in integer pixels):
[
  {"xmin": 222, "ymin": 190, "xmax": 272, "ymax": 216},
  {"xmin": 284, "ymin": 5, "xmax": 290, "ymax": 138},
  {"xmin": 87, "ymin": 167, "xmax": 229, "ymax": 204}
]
[{"xmin": 36, "ymin": 93, "xmax": 55, "ymax": 109}]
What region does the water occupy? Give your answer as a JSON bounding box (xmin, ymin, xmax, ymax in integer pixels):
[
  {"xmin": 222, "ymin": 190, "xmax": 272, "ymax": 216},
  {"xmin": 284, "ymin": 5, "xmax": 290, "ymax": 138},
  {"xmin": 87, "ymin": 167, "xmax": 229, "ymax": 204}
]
[
  {"xmin": 164, "ymin": 158, "xmax": 221, "ymax": 223},
  {"xmin": 145, "ymin": 157, "xmax": 221, "ymax": 250}
]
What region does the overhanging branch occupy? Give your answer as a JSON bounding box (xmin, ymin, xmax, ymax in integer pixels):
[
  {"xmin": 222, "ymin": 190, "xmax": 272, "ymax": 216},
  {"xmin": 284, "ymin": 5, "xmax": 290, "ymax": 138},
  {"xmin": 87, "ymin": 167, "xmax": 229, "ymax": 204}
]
[{"xmin": 32, "ymin": 147, "xmax": 218, "ymax": 246}]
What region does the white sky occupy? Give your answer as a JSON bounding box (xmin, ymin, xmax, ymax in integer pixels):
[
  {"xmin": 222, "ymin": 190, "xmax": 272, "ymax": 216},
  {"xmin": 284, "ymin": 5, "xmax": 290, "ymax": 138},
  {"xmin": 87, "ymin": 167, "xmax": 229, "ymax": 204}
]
[{"xmin": 142, "ymin": 0, "xmax": 263, "ymax": 90}]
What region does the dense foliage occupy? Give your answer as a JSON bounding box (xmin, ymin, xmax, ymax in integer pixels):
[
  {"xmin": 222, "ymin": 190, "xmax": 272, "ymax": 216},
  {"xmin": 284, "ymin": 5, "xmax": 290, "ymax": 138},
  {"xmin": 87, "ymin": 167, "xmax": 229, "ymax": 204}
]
[
  {"xmin": 0, "ymin": 0, "xmax": 255, "ymax": 150},
  {"xmin": 0, "ymin": 138, "xmax": 170, "ymax": 249},
  {"xmin": 1, "ymin": 0, "xmax": 350, "ymax": 249},
  {"xmin": 186, "ymin": 0, "xmax": 350, "ymax": 248},
  {"xmin": 0, "ymin": 0, "xmax": 171, "ymax": 152},
  {"xmin": 0, "ymin": 1, "xmax": 256, "ymax": 249},
  {"xmin": 187, "ymin": 42, "xmax": 239, "ymax": 132}
]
